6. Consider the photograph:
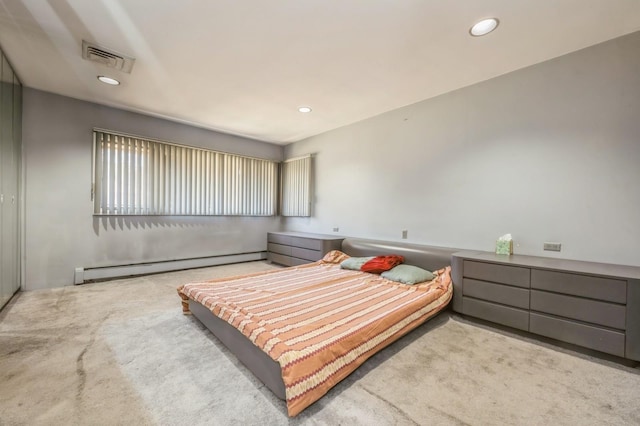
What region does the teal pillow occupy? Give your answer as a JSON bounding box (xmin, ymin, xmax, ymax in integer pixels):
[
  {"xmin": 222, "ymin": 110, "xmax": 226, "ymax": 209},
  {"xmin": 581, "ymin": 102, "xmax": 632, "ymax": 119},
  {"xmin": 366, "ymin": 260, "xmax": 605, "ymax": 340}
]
[
  {"xmin": 340, "ymin": 256, "xmax": 375, "ymax": 271},
  {"xmin": 381, "ymin": 264, "xmax": 435, "ymax": 285}
]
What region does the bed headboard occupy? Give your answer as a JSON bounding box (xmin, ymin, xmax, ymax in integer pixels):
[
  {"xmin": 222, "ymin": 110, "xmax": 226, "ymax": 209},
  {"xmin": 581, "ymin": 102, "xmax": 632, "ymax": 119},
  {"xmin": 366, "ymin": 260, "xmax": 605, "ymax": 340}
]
[{"xmin": 341, "ymin": 238, "xmax": 458, "ymax": 271}]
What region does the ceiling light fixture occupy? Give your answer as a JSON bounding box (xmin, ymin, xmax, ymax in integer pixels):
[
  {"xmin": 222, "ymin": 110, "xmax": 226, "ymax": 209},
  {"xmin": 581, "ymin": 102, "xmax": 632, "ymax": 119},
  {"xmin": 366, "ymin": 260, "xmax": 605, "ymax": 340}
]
[
  {"xmin": 97, "ymin": 75, "xmax": 120, "ymax": 85},
  {"xmin": 469, "ymin": 18, "xmax": 499, "ymax": 37},
  {"xmin": 298, "ymin": 106, "xmax": 312, "ymax": 113}
]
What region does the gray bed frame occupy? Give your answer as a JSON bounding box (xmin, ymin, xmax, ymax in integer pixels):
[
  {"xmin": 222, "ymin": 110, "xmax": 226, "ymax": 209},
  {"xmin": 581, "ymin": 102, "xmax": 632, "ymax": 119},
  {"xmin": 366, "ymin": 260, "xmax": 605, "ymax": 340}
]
[{"xmin": 188, "ymin": 237, "xmax": 458, "ymax": 400}]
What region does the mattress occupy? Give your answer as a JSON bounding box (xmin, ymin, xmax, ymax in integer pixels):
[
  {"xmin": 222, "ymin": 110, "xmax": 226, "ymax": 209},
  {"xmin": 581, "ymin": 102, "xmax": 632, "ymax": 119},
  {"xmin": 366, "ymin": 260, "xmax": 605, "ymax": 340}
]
[{"xmin": 178, "ymin": 252, "xmax": 453, "ymax": 416}]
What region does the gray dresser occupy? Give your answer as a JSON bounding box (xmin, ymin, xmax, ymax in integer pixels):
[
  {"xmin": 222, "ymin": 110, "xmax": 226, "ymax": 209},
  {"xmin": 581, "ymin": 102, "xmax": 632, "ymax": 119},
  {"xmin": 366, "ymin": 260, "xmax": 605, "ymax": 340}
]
[
  {"xmin": 267, "ymin": 232, "xmax": 344, "ymax": 266},
  {"xmin": 451, "ymin": 251, "xmax": 640, "ymax": 361}
]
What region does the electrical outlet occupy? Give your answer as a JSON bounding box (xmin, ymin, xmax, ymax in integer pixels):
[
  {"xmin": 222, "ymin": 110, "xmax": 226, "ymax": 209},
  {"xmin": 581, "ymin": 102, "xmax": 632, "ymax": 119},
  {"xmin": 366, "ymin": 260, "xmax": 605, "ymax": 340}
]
[
  {"xmin": 543, "ymin": 242, "xmax": 562, "ymax": 252},
  {"xmin": 402, "ymin": 230, "xmax": 408, "ymax": 239},
  {"xmin": 333, "ymin": 227, "xmax": 339, "ymax": 232}
]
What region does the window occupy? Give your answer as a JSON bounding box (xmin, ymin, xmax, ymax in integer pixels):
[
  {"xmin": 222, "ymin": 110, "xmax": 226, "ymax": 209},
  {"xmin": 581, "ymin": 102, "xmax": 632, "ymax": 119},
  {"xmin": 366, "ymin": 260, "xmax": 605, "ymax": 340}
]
[
  {"xmin": 92, "ymin": 129, "xmax": 278, "ymax": 216},
  {"xmin": 280, "ymin": 155, "xmax": 312, "ymax": 217}
]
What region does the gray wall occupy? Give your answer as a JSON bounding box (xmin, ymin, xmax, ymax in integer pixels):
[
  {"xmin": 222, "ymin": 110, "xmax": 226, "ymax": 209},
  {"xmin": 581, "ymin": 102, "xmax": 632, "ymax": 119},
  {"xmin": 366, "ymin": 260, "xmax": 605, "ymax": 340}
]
[
  {"xmin": 284, "ymin": 32, "xmax": 640, "ymax": 267},
  {"xmin": 23, "ymin": 89, "xmax": 283, "ymax": 290}
]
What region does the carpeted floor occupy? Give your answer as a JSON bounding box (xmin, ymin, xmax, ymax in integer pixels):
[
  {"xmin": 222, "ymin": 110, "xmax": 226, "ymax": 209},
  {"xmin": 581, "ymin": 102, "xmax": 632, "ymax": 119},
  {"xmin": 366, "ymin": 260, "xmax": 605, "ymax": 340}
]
[{"xmin": 1, "ymin": 261, "xmax": 639, "ymax": 425}]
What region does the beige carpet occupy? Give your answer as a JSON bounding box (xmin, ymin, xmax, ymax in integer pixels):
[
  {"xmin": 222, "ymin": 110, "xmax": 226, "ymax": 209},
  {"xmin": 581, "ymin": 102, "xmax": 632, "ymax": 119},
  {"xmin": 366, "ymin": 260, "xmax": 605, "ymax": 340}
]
[{"xmin": 1, "ymin": 261, "xmax": 639, "ymax": 425}]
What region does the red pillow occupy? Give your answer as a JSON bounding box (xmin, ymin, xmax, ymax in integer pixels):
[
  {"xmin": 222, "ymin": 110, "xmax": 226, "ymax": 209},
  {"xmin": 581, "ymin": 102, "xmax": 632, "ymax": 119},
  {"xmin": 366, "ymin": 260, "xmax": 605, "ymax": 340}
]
[{"xmin": 360, "ymin": 255, "xmax": 405, "ymax": 274}]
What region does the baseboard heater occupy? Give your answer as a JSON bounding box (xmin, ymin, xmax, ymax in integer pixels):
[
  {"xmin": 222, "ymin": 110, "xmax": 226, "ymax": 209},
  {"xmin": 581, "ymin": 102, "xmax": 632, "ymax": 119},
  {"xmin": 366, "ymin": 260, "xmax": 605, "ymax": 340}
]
[{"xmin": 74, "ymin": 251, "xmax": 267, "ymax": 284}]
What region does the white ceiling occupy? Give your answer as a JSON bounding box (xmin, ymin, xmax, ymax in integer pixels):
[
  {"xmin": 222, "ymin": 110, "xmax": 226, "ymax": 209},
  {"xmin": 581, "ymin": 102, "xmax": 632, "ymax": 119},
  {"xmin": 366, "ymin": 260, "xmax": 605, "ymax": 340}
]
[{"xmin": 1, "ymin": 1, "xmax": 639, "ymax": 144}]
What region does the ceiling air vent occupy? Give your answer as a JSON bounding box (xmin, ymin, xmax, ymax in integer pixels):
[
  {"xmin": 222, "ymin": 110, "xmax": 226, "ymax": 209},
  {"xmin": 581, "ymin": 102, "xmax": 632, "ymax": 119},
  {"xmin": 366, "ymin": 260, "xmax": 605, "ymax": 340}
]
[{"xmin": 82, "ymin": 40, "xmax": 135, "ymax": 74}]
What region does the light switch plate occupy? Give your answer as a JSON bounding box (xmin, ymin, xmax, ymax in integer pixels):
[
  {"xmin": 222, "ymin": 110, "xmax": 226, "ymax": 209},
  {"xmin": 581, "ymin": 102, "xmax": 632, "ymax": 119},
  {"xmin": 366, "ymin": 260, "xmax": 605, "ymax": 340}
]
[{"xmin": 544, "ymin": 242, "xmax": 562, "ymax": 252}]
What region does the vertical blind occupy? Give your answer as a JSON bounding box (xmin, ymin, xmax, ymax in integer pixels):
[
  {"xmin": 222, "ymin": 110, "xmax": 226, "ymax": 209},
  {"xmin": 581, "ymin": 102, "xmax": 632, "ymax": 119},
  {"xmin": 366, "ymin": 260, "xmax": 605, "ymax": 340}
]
[
  {"xmin": 280, "ymin": 155, "xmax": 312, "ymax": 217},
  {"xmin": 92, "ymin": 130, "xmax": 278, "ymax": 216}
]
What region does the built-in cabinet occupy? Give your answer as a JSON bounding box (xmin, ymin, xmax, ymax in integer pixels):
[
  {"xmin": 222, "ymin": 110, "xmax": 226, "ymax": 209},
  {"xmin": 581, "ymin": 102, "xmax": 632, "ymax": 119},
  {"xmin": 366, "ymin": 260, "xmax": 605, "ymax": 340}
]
[
  {"xmin": 451, "ymin": 251, "xmax": 640, "ymax": 361},
  {"xmin": 0, "ymin": 47, "xmax": 22, "ymax": 310}
]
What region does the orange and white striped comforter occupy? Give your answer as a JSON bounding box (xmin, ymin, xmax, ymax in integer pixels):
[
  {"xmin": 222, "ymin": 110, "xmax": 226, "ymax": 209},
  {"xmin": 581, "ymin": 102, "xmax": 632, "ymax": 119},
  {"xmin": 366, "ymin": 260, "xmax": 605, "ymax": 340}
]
[{"xmin": 177, "ymin": 256, "xmax": 452, "ymax": 417}]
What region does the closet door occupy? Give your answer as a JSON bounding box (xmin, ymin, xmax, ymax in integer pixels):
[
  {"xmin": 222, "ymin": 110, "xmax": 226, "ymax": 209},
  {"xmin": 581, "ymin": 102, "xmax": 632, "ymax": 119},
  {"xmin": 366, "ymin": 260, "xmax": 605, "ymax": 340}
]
[
  {"xmin": 12, "ymin": 72, "xmax": 21, "ymax": 294},
  {"xmin": 0, "ymin": 52, "xmax": 18, "ymax": 308},
  {"xmin": 0, "ymin": 53, "xmax": 6, "ymax": 307}
]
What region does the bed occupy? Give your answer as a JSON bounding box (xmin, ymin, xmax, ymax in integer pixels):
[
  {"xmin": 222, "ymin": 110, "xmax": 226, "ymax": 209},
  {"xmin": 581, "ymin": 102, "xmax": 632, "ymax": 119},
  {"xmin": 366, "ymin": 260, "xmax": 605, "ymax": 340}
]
[{"xmin": 177, "ymin": 237, "xmax": 457, "ymax": 416}]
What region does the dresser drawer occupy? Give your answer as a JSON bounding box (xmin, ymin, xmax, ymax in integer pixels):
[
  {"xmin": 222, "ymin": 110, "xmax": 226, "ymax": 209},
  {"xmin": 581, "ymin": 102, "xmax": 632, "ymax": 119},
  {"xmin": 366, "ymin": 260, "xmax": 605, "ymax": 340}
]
[
  {"xmin": 289, "ymin": 256, "xmax": 311, "ymax": 266},
  {"xmin": 268, "ymin": 242, "xmax": 291, "ymax": 256},
  {"xmin": 289, "ymin": 236, "xmax": 323, "ymax": 250},
  {"xmin": 268, "ymin": 233, "xmax": 292, "ymax": 245},
  {"xmin": 530, "ymin": 290, "xmax": 625, "ymax": 330},
  {"xmin": 531, "ymin": 269, "xmax": 626, "ymax": 304},
  {"xmin": 291, "ymin": 247, "xmax": 322, "ymax": 262},
  {"xmin": 268, "ymin": 252, "xmax": 293, "ymax": 266},
  {"xmin": 463, "ymin": 279, "xmax": 529, "ymax": 309},
  {"xmin": 464, "ymin": 261, "xmax": 530, "ymax": 288},
  {"xmin": 530, "ymin": 313, "xmax": 625, "ymax": 357},
  {"xmin": 462, "ymin": 297, "xmax": 529, "ymax": 331}
]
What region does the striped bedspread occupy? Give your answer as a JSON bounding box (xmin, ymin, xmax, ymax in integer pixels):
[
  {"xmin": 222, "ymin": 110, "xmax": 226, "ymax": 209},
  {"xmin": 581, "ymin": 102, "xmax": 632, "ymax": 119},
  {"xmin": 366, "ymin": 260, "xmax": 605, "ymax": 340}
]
[{"xmin": 177, "ymin": 255, "xmax": 452, "ymax": 416}]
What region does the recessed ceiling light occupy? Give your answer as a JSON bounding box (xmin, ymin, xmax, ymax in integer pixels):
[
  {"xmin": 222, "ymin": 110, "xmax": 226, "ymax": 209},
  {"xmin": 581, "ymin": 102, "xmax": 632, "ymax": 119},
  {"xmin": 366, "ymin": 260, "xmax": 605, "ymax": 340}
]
[
  {"xmin": 469, "ymin": 18, "xmax": 499, "ymax": 37},
  {"xmin": 298, "ymin": 106, "xmax": 312, "ymax": 113},
  {"xmin": 97, "ymin": 76, "xmax": 120, "ymax": 86}
]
